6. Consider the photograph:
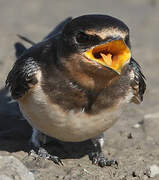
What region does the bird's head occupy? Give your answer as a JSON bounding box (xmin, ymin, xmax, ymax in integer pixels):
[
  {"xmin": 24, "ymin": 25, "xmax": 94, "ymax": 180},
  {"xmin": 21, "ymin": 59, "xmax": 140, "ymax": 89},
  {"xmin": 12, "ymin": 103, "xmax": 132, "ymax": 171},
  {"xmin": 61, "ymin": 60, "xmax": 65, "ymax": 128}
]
[{"xmin": 58, "ymin": 15, "xmax": 131, "ymax": 89}]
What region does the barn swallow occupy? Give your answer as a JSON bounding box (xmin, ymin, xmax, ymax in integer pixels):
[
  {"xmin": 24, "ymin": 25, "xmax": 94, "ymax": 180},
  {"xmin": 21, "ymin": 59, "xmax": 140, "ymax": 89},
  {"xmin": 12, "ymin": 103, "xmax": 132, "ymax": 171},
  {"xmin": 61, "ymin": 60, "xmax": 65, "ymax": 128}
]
[{"xmin": 6, "ymin": 14, "xmax": 146, "ymax": 167}]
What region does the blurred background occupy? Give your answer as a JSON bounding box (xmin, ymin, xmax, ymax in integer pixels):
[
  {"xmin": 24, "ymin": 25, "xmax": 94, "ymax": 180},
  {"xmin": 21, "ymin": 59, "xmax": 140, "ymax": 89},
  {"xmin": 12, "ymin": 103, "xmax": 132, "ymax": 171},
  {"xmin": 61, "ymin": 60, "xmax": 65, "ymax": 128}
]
[
  {"xmin": 0, "ymin": 0, "xmax": 159, "ymax": 179},
  {"xmin": 0, "ymin": 0, "xmax": 159, "ymax": 108}
]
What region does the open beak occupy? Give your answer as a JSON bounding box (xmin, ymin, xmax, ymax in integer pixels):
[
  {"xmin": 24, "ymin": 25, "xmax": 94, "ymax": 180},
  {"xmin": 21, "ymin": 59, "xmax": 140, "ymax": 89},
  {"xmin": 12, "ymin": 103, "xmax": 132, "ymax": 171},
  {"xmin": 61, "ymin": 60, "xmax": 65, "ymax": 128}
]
[{"xmin": 84, "ymin": 39, "xmax": 131, "ymax": 74}]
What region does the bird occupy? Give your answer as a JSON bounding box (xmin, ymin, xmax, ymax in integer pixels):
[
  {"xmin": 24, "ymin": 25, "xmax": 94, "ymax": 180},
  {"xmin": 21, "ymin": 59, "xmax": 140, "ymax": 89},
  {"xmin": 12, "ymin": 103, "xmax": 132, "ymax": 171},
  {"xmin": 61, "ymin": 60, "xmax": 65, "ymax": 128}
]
[{"xmin": 6, "ymin": 14, "xmax": 146, "ymax": 167}]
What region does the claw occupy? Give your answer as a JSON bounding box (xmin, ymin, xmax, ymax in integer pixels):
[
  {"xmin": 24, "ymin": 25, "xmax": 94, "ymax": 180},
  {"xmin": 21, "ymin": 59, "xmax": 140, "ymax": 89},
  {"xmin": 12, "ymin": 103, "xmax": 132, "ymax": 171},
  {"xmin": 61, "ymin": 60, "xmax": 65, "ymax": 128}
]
[
  {"xmin": 98, "ymin": 158, "xmax": 118, "ymax": 168},
  {"xmin": 28, "ymin": 149, "xmax": 39, "ymax": 159},
  {"xmin": 38, "ymin": 147, "xmax": 63, "ymax": 165},
  {"xmin": 104, "ymin": 159, "xmax": 118, "ymax": 167},
  {"xmin": 92, "ymin": 157, "xmax": 98, "ymax": 164},
  {"xmin": 90, "ymin": 152, "xmax": 118, "ymax": 168},
  {"xmin": 28, "ymin": 147, "xmax": 63, "ymax": 165},
  {"xmin": 50, "ymin": 155, "xmax": 63, "ymax": 166}
]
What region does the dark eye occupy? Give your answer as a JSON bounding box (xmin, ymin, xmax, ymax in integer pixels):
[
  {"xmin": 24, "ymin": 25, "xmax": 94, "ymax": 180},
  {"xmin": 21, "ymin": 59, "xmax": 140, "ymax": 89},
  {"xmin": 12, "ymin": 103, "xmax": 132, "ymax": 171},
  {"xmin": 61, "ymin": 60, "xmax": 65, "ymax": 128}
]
[{"xmin": 75, "ymin": 32, "xmax": 90, "ymax": 44}]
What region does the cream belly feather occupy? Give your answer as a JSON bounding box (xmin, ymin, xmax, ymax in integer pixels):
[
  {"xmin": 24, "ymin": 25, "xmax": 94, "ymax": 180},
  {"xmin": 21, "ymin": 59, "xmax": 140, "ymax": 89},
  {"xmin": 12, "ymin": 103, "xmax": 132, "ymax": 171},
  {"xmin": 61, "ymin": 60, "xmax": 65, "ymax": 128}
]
[{"xmin": 18, "ymin": 72, "xmax": 130, "ymax": 142}]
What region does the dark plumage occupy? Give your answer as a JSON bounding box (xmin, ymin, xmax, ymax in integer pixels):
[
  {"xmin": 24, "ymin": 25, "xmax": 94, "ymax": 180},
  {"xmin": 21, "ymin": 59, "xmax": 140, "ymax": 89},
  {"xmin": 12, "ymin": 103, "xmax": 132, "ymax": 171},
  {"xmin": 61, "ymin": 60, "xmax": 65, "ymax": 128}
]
[
  {"xmin": 6, "ymin": 14, "xmax": 146, "ymax": 167},
  {"xmin": 130, "ymin": 58, "xmax": 146, "ymax": 103},
  {"xmin": 14, "ymin": 42, "xmax": 27, "ymax": 58}
]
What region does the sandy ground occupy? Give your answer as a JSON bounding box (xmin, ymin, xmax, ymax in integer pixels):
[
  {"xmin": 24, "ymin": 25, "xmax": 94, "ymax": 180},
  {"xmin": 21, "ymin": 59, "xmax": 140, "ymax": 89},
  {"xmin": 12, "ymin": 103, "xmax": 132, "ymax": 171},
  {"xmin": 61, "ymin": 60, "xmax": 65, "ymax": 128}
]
[{"xmin": 0, "ymin": 0, "xmax": 159, "ymax": 179}]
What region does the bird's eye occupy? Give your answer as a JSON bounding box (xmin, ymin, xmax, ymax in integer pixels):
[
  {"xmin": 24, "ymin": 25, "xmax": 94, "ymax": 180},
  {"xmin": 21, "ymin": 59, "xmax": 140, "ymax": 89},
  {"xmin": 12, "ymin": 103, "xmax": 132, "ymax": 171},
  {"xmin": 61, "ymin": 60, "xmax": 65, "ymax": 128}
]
[{"xmin": 75, "ymin": 32, "xmax": 90, "ymax": 44}]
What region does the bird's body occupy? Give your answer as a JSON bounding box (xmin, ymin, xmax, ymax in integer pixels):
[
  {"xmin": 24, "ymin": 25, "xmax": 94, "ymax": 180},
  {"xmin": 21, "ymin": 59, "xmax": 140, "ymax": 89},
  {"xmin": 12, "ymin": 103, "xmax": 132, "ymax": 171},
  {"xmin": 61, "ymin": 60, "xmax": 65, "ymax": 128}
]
[
  {"xmin": 19, "ymin": 74, "xmax": 126, "ymax": 142},
  {"xmin": 6, "ymin": 15, "xmax": 146, "ymax": 166}
]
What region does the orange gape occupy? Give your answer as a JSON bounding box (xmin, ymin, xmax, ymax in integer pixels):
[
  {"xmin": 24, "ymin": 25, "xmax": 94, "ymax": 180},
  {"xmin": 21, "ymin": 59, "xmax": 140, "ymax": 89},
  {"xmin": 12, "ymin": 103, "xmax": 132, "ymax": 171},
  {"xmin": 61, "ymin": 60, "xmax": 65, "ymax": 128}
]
[
  {"xmin": 84, "ymin": 39, "xmax": 131, "ymax": 74},
  {"xmin": 100, "ymin": 53, "xmax": 112, "ymax": 66}
]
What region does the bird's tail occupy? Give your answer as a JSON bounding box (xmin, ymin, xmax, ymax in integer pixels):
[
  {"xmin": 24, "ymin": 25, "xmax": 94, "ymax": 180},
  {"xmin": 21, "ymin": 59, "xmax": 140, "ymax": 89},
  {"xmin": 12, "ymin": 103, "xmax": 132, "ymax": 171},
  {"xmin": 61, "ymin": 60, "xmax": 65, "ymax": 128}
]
[
  {"xmin": 14, "ymin": 17, "xmax": 72, "ymax": 58},
  {"xmin": 17, "ymin": 34, "xmax": 36, "ymax": 45},
  {"xmin": 14, "ymin": 35, "xmax": 36, "ymax": 59}
]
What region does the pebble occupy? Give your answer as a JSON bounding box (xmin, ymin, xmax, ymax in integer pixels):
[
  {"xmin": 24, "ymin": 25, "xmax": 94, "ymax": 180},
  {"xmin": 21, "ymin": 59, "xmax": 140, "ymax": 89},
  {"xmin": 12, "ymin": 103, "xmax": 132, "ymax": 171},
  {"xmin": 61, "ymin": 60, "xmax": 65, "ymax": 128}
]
[
  {"xmin": 144, "ymin": 113, "xmax": 159, "ymax": 120},
  {"xmin": 133, "ymin": 123, "xmax": 141, "ymax": 129},
  {"xmin": 0, "ymin": 175, "xmax": 13, "ymax": 180},
  {"xmin": 133, "ymin": 120, "xmax": 144, "ymax": 129},
  {"xmin": 145, "ymin": 165, "xmax": 159, "ymax": 178},
  {"xmin": 0, "ymin": 156, "xmax": 34, "ymax": 180},
  {"xmin": 127, "ymin": 133, "xmax": 133, "ymax": 139}
]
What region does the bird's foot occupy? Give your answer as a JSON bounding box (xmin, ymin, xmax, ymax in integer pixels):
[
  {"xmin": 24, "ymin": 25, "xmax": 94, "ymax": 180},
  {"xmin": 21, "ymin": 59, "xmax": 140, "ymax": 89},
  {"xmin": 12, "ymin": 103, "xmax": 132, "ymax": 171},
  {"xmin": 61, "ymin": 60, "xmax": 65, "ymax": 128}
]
[
  {"xmin": 89, "ymin": 152, "xmax": 118, "ymax": 168},
  {"xmin": 29, "ymin": 147, "xmax": 63, "ymax": 165}
]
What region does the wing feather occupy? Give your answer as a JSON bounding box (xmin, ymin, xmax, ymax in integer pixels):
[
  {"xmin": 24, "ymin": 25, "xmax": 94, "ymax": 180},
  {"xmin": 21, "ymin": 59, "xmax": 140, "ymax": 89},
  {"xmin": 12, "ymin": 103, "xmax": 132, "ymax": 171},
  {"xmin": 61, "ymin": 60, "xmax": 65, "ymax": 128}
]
[
  {"xmin": 6, "ymin": 57, "xmax": 39, "ymax": 99},
  {"xmin": 130, "ymin": 58, "xmax": 146, "ymax": 103}
]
